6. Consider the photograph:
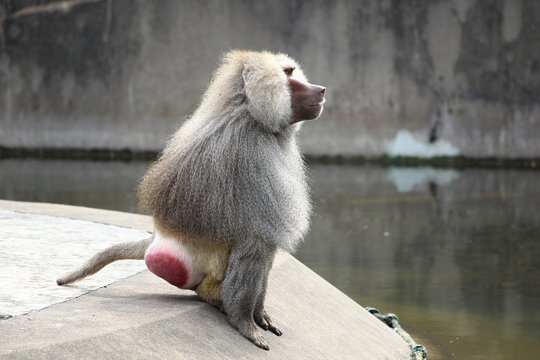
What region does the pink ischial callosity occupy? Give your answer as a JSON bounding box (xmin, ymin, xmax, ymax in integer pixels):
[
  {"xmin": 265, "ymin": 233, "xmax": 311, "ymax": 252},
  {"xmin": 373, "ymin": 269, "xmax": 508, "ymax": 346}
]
[
  {"xmin": 145, "ymin": 249, "xmax": 190, "ymax": 288},
  {"xmin": 144, "ymin": 231, "xmax": 204, "ymax": 289}
]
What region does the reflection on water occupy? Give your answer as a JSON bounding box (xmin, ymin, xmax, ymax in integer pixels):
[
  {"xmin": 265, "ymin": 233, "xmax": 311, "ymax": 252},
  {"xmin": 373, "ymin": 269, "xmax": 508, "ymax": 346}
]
[
  {"xmin": 0, "ymin": 159, "xmax": 148, "ymax": 212},
  {"xmin": 302, "ymin": 165, "xmax": 540, "ymax": 359},
  {"xmin": 1, "ymin": 159, "xmax": 539, "ymax": 359}
]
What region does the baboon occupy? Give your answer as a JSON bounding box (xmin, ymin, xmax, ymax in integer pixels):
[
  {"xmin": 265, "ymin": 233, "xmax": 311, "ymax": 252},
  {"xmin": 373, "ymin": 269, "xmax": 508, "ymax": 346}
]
[{"xmin": 57, "ymin": 50, "xmax": 326, "ymax": 350}]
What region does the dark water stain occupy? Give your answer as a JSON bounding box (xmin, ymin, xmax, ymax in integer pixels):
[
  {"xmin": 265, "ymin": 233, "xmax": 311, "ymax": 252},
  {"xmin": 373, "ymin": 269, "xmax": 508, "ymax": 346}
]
[{"xmin": 1, "ymin": 159, "xmax": 539, "ymax": 359}]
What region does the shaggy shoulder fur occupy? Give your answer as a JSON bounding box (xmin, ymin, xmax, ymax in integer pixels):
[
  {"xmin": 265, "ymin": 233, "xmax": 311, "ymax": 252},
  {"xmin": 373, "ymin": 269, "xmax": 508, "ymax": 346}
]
[{"xmin": 138, "ymin": 50, "xmax": 311, "ymax": 253}]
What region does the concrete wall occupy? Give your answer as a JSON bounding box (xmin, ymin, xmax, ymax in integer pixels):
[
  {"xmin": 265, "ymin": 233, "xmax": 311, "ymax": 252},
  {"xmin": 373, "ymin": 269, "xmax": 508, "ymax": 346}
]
[{"xmin": 1, "ymin": 0, "xmax": 539, "ymax": 158}]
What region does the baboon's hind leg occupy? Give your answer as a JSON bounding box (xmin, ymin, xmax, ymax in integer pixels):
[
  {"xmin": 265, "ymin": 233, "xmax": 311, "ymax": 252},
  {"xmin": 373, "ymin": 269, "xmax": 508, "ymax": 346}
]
[{"xmin": 196, "ymin": 275, "xmax": 224, "ymax": 312}]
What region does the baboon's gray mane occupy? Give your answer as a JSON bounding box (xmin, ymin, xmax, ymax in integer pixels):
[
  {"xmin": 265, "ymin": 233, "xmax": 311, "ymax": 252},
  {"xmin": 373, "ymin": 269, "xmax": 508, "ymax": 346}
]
[{"xmin": 139, "ymin": 51, "xmax": 311, "ymax": 252}]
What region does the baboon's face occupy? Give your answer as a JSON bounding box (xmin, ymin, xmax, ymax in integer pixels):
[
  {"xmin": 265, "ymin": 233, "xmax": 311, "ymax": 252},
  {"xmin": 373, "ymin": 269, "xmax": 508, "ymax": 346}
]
[{"xmin": 285, "ymin": 65, "xmax": 326, "ymax": 123}]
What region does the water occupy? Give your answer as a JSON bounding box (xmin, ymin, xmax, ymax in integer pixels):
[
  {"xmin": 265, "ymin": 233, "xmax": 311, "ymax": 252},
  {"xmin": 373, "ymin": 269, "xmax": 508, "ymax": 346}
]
[
  {"xmin": 301, "ymin": 165, "xmax": 540, "ymax": 359},
  {"xmin": 1, "ymin": 159, "xmax": 539, "ymax": 359}
]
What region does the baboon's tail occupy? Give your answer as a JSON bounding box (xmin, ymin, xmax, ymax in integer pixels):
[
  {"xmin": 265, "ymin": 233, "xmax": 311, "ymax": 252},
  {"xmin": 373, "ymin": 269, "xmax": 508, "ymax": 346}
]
[{"xmin": 56, "ymin": 237, "xmax": 153, "ymax": 286}]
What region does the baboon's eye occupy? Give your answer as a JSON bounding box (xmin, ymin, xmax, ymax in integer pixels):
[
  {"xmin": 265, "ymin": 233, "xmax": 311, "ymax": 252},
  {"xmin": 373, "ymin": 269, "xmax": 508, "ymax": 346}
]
[{"xmin": 282, "ymin": 65, "xmax": 295, "ymax": 76}]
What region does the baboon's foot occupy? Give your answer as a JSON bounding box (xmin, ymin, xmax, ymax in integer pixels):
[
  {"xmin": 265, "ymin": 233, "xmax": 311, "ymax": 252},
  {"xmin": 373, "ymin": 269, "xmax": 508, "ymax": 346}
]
[{"xmin": 254, "ymin": 309, "xmax": 282, "ymax": 336}]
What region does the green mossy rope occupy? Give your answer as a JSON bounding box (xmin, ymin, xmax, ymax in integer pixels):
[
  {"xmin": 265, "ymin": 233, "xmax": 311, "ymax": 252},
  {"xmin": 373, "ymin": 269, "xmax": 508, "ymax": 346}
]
[{"xmin": 365, "ymin": 307, "xmax": 427, "ymax": 360}]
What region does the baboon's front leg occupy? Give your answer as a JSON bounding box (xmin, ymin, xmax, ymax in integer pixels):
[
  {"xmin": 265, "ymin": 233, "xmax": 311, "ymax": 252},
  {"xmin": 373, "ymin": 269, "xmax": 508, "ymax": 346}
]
[
  {"xmin": 221, "ymin": 242, "xmax": 277, "ymax": 350},
  {"xmin": 253, "ymin": 250, "xmax": 281, "ymax": 336}
]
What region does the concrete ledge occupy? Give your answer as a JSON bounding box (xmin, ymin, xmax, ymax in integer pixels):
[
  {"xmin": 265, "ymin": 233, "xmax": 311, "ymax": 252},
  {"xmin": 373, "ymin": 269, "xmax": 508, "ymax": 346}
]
[{"xmin": 0, "ymin": 200, "xmax": 410, "ymax": 359}]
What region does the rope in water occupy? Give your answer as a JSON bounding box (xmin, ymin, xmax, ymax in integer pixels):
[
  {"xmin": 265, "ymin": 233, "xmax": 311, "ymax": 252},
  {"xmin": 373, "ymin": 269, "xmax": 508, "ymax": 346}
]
[{"xmin": 365, "ymin": 307, "xmax": 427, "ymax": 360}]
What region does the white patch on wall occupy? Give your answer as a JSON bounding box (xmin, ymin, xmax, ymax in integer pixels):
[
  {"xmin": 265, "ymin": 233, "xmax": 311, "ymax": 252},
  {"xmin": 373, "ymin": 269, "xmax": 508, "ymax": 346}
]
[
  {"xmin": 503, "ymin": 0, "xmax": 523, "ymax": 42},
  {"xmin": 387, "ymin": 167, "xmax": 459, "ymax": 193},
  {"xmin": 386, "ymin": 130, "xmax": 460, "ymax": 158}
]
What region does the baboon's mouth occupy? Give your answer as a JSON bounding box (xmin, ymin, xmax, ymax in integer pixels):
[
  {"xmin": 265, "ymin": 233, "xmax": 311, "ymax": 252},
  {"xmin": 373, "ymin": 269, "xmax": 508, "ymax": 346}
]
[{"xmin": 311, "ymin": 99, "xmax": 325, "ymax": 107}]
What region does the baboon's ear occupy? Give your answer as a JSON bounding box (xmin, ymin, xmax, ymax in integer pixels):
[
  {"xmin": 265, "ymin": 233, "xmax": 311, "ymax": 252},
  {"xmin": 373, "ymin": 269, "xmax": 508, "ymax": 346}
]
[
  {"xmin": 241, "ymin": 64, "xmax": 249, "ymax": 86},
  {"xmin": 241, "ymin": 60, "xmax": 292, "ymax": 132}
]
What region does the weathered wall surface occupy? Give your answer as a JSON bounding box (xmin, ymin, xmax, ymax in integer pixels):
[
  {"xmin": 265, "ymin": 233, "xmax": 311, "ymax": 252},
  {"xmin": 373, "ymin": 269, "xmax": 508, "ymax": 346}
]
[{"xmin": 0, "ymin": 0, "xmax": 539, "ymax": 158}]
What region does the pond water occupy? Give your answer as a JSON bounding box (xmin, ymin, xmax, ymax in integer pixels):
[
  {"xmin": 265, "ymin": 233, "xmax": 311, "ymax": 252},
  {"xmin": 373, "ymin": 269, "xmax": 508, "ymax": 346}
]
[{"xmin": 1, "ymin": 159, "xmax": 539, "ymax": 359}]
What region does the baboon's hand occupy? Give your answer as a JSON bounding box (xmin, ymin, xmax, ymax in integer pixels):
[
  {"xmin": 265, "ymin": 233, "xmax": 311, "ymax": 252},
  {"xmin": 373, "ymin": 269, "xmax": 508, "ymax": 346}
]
[
  {"xmin": 254, "ymin": 309, "xmax": 282, "ymax": 337},
  {"xmin": 238, "ymin": 321, "xmax": 269, "ymax": 350}
]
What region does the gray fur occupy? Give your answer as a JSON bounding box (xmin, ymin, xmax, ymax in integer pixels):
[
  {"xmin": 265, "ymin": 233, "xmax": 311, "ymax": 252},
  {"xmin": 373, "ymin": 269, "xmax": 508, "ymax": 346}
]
[
  {"xmin": 138, "ymin": 50, "xmax": 318, "ymax": 349},
  {"xmin": 139, "ymin": 51, "xmax": 311, "ymax": 253},
  {"xmin": 57, "ymin": 51, "xmax": 320, "ymax": 350},
  {"xmin": 221, "ymin": 240, "xmax": 278, "ymax": 349}
]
